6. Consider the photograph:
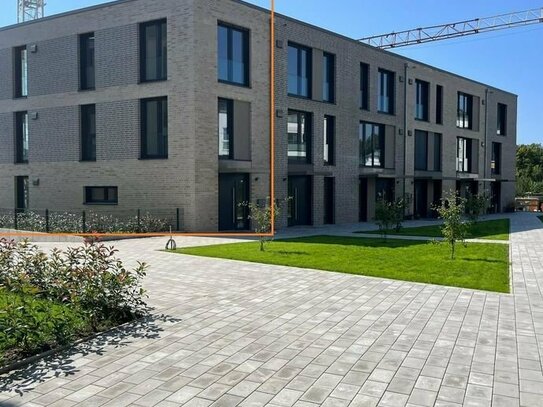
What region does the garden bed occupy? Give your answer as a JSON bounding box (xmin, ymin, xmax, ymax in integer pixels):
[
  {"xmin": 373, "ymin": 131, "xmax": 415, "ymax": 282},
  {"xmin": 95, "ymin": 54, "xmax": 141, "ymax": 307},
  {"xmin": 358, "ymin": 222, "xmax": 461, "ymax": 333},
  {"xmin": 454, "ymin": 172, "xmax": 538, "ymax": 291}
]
[{"xmin": 170, "ymin": 236, "xmax": 510, "ymax": 293}]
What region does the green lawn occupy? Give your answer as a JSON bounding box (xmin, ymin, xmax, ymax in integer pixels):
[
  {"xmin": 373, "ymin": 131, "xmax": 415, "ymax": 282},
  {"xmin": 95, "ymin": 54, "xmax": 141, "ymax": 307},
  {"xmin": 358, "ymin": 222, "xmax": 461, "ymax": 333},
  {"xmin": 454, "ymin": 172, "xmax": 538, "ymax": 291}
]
[
  {"xmin": 359, "ymin": 219, "xmax": 510, "ymax": 241},
  {"xmin": 172, "ymin": 236, "xmax": 510, "ymax": 293}
]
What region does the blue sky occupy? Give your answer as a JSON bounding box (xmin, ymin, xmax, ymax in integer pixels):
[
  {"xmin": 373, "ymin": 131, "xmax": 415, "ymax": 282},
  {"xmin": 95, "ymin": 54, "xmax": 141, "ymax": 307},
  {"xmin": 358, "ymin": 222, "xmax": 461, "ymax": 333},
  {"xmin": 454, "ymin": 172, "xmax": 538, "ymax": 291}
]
[{"xmin": 1, "ymin": 0, "xmax": 542, "ymax": 144}]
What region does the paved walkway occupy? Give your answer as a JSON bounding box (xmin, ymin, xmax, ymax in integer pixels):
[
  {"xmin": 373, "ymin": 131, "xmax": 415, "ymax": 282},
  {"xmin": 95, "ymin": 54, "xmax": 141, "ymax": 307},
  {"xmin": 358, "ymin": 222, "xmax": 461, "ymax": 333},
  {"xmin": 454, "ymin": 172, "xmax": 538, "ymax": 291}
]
[{"xmin": 0, "ymin": 213, "xmax": 542, "ymax": 407}]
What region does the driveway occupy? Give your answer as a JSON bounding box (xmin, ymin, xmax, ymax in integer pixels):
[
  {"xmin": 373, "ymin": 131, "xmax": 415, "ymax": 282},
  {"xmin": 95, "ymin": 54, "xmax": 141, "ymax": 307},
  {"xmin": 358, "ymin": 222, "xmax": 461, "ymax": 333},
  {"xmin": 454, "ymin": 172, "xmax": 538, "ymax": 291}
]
[{"xmin": 0, "ymin": 213, "xmax": 542, "ymax": 407}]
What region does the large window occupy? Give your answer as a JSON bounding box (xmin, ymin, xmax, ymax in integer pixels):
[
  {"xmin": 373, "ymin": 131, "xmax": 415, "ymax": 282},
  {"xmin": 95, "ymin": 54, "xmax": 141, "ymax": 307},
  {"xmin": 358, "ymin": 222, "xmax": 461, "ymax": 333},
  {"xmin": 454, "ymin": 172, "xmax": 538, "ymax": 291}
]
[
  {"xmin": 324, "ymin": 115, "xmax": 335, "ymax": 166},
  {"xmin": 378, "ymin": 69, "xmax": 394, "ymax": 114},
  {"xmin": 218, "ymin": 98, "xmax": 233, "ymax": 159},
  {"xmin": 141, "ymin": 97, "xmax": 168, "ymax": 159},
  {"xmin": 85, "ymin": 187, "xmax": 118, "ymax": 205},
  {"xmin": 140, "ymin": 19, "xmax": 167, "ymax": 82},
  {"xmin": 359, "ymin": 122, "xmax": 384, "ymax": 168},
  {"xmin": 457, "ymin": 137, "xmax": 472, "ymax": 172},
  {"xmin": 415, "ymin": 130, "xmax": 428, "ymax": 171},
  {"xmin": 15, "ymin": 111, "xmax": 29, "ymax": 164},
  {"xmin": 436, "ymin": 85, "xmax": 443, "ymax": 124},
  {"xmin": 360, "ymin": 63, "xmax": 369, "ymax": 110},
  {"xmin": 14, "ymin": 46, "xmax": 28, "ymax": 98},
  {"xmin": 457, "ymin": 92, "xmax": 473, "ymax": 129},
  {"xmin": 415, "ymin": 80, "xmax": 429, "ymax": 121},
  {"xmin": 322, "ymin": 52, "xmax": 335, "ymax": 103},
  {"xmin": 497, "ymin": 103, "xmax": 507, "ymax": 136},
  {"xmin": 81, "ymin": 104, "xmax": 96, "ymax": 161},
  {"xmin": 288, "ymin": 110, "xmax": 311, "ymax": 163},
  {"xmin": 288, "ymin": 43, "xmax": 311, "ymax": 98},
  {"xmin": 492, "ymin": 142, "xmax": 501, "ymax": 175},
  {"xmin": 79, "ymin": 33, "xmax": 95, "ymax": 90},
  {"xmin": 218, "ymin": 23, "xmax": 249, "ymax": 86}
]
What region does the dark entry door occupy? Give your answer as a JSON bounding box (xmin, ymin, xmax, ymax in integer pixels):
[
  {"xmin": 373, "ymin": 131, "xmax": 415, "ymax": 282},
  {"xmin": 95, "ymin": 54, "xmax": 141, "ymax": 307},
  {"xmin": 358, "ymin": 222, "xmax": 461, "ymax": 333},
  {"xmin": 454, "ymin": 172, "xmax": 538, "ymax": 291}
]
[
  {"xmin": 219, "ymin": 173, "xmax": 249, "ymax": 231},
  {"xmin": 359, "ymin": 178, "xmax": 368, "ymax": 222},
  {"xmin": 324, "ymin": 177, "xmax": 335, "ymax": 225},
  {"xmin": 430, "ymin": 180, "xmax": 442, "ymax": 218},
  {"xmin": 288, "ymin": 176, "xmax": 311, "ymax": 226},
  {"xmin": 491, "ymin": 182, "xmax": 501, "ymax": 213},
  {"xmin": 414, "ymin": 180, "xmax": 428, "ymax": 218}
]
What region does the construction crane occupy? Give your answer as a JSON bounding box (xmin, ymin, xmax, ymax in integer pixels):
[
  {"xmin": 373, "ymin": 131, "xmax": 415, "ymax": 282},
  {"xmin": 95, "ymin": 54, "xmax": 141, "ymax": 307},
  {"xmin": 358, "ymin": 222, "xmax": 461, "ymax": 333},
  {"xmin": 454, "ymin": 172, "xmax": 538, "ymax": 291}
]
[
  {"xmin": 17, "ymin": 0, "xmax": 45, "ymax": 23},
  {"xmin": 359, "ymin": 8, "xmax": 543, "ymax": 49}
]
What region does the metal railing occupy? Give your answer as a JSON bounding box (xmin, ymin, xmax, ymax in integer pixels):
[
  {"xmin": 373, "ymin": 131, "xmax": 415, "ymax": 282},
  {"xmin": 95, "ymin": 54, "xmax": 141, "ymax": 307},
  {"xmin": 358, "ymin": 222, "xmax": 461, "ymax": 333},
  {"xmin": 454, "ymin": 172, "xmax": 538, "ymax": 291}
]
[{"xmin": 0, "ymin": 207, "xmax": 183, "ymax": 234}]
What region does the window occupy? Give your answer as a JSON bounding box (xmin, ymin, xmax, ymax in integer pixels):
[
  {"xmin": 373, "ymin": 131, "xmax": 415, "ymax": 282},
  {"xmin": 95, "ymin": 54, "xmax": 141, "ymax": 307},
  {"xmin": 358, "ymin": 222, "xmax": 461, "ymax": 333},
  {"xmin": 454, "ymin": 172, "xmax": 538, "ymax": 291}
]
[
  {"xmin": 457, "ymin": 137, "xmax": 472, "ymax": 172},
  {"xmin": 378, "ymin": 69, "xmax": 394, "ymax": 114},
  {"xmin": 79, "ymin": 33, "xmax": 95, "ymax": 90},
  {"xmin": 15, "ymin": 176, "xmax": 29, "ymax": 210},
  {"xmin": 14, "ymin": 46, "xmax": 28, "ymax": 98},
  {"xmin": 288, "ymin": 110, "xmax": 311, "ymax": 163},
  {"xmin": 359, "ymin": 122, "xmax": 384, "ymax": 168},
  {"xmin": 492, "ymin": 142, "xmax": 501, "ymax": 175},
  {"xmin": 81, "ymin": 104, "xmax": 96, "ymax": 161},
  {"xmin": 457, "ymin": 92, "xmax": 473, "ymax": 129},
  {"xmin": 288, "ymin": 43, "xmax": 311, "ymax": 98},
  {"xmin": 324, "ymin": 115, "xmax": 335, "ymax": 166},
  {"xmin": 436, "ymin": 85, "xmax": 443, "ymax": 124},
  {"xmin": 15, "ymin": 111, "xmax": 29, "ymax": 164},
  {"xmin": 415, "ymin": 130, "xmax": 428, "ymax": 171},
  {"xmin": 218, "ymin": 23, "xmax": 249, "ymax": 86},
  {"xmin": 415, "ymin": 80, "xmax": 429, "ymax": 121},
  {"xmin": 218, "ymin": 98, "xmax": 233, "ymax": 159},
  {"xmin": 497, "ymin": 103, "xmax": 507, "ymax": 136},
  {"xmin": 434, "ymin": 133, "xmax": 442, "ymax": 171},
  {"xmin": 360, "ymin": 63, "xmax": 369, "ymax": 110},
  {"xmin": 140, "ymin": 19, "xmax": 167, "ymax": 82},
  {"xmin": 322, "ymin": 52, "xmax": 335, "ymax": 103},
  {"xmin": 141, "ymin": 97, "xmax": 168, "ymax": 159},
  {"xmin": 85, "ymin": 186, "xmax": 118, "ymax": 205}
]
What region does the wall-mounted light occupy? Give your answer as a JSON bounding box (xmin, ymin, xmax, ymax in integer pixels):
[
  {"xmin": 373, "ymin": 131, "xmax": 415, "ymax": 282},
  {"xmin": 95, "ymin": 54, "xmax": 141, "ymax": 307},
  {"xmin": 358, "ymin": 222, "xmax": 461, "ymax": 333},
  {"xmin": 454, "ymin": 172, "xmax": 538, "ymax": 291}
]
[
  {"xmin": 276, "ymin": 109, "xmax": 283, "ymax": 118},
  {"xmin": 31, "ymin": 112, "xmax": 38, "ymax": 120},
  {"xmin": 254, "ymin": 177, "xmax": 260, "ymax": 182},
  {"xmin": 32, "ymin": 178, "xmax": 40, "ymax": 186},
  {"xmin": 282, "ymin": 177, "xmax": 287, "ymax": 182},
  {"xmin": 29, "ymin": 44, "xmax": 37, "ymax": 53},
  {"xmin": 408, "ymin": 130, "xmax": 413, "ymax": 137}
]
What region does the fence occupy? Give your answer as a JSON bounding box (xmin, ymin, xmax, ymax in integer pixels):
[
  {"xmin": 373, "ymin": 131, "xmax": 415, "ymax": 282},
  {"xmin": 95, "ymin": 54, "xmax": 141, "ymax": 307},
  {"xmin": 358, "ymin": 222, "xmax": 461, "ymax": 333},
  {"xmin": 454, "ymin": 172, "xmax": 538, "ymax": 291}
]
[{"xmin": 0, "ymin": 207, "xmax": 183, "ymax": 234}]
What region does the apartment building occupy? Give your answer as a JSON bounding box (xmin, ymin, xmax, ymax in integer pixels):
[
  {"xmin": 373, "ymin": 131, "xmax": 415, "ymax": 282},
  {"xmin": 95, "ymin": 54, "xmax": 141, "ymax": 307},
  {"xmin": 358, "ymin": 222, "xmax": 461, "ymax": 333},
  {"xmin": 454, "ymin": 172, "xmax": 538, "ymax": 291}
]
[{"xmin": 0, "ymin": 0, "xmax": 517, "ymax": 231}]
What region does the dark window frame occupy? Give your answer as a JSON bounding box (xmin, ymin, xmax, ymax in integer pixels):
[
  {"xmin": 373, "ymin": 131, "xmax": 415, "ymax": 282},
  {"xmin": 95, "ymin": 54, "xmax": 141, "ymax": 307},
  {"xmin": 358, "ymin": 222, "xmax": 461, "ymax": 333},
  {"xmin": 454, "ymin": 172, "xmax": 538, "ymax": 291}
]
[
  {"xmin": 360, "ymin": 63, "xmax": 369, "ymax": 110},
  {"xmin": 218, "ymin": 98, "xmax": 234, "ymax": 159},
  {"xmin": 492, "ymin": 142, "xmax": 502, "ymax": 175},
  {"xmin": 457, "ymin": 92, "xmax": 473, "ymax": 129},
  {"xmin": 81, "ymin": 104, "xmax": 96, "ymax": 162},
  {"xmin": 378, "ymin": 68, "xmax": 395, "ymax": 114},
  {"xmin": 15, "ymin": 111, "xmax": 29, "ymax": 164},
  {"xmin": 217, "ymin": 22, "xmax": 250, "ymax": 87},
  {"xmin": 84, "ymin": 186, "xmax": 118, "ymax": 205},
  {"xmin": 79, "ymin": 32, "xmax": 95, "ymax": 90},
  {"xmin": 322, "ymin": 52, "xmax": 335, "ymax": 103},
  {"xmin": 287, "ymin": 109, "xmax": 312, "ymax": 164},
  {"xmin": 434, "ymin": 133, "xmax": 442, "ymax": 172},
  {"xmin": 456, "ymin": 137, "xmax": 472, "ymax": 173},
  {"xmin": 139, "ymin": 19, "xmax": 167, "ymax": 83},
  {"xmin": 414, "ymin": 130, "xmax": 428, "ymax": 171},
  {"xmin": 415, "ymin": 79, "xmax": 429, "ymax": 121},
  {"xmin": 436, "ymin": 85, "xmax": 443, "ymax": 125},
  {"xmin": 359, "ymin": 121, "xmax": 385, "ymax": 168},
  {"xmin": 140, "ymin": 96, "xmax": 168, "ymax": 159},
  {"xmin": 14, "ymin": 45, "xmax": 28, "ymax": 98},
  {"xmin": 288, "ymin": 42, "xmax": 312, "ymax": 98},
  {"xmin": 323, "ymin": 115, "xmax": 335, "ymax": 166},
  {"xmin": 497, "ymin": 103, "xmax": 507, "ymax": 136},
  {"xmin": 15, "ymin": 176, "xmax": 29, "ymax": 210}
]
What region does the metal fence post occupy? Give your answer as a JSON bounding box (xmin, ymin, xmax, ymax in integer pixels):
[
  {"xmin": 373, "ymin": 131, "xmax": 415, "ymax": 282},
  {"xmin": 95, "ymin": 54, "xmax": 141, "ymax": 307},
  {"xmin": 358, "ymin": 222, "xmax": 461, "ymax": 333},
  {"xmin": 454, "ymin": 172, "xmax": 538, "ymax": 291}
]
[
  {"xmin": 176, "ymin": 208, "xmax": 180, "ymax": 231},
  {"xmin": 82, "ymin": 210, "xmax": 86, "ymax": 233},
  {"xmin": 13, "ymin": 208, "xmax": 18, "ymax": 230},
  {"xmin": 137, "ymin": 209, "xmax": 141, "ymax": 232},
  {"xmin": 45, "ymin": 209, "xmax": 49, "ymax": 233}
]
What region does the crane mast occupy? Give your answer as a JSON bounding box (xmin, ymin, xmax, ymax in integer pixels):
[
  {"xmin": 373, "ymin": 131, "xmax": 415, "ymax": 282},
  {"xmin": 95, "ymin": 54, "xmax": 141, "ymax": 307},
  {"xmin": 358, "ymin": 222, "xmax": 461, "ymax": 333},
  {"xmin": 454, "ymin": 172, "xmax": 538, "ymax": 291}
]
[
  {"xmin": 360, "ymin": 8, "xmax": 543, "ymax": 49},
  {"xmin": 17, "ymin": 0, "xmax": 45, "ymax": 23}
]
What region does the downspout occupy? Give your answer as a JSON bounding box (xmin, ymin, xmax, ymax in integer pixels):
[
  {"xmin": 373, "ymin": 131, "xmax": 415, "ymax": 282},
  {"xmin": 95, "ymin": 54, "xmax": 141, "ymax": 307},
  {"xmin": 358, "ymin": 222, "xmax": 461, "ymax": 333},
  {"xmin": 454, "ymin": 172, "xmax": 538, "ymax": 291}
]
[
  {"xmin": 484, "ymin": 88, "xmax": 488, "ymax": 192},
  {"xmin": 403, "ymin": 63, "xmax": 409, "ymax": 215}
]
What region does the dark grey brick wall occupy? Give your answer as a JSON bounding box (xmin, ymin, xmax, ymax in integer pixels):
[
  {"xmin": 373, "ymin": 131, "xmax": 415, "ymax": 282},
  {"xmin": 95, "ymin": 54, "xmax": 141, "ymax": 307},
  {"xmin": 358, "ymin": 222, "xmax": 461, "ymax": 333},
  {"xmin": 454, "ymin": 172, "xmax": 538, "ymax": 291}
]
[
  {"xmin": 0, "ymin": 49, "xmax": 13, "ymax": 100},
  {"xmin": 0, "ymin": 112, "xmax": 14, "ymax": 164},
  {"xmin": 97, "ymin": 99, "xmax": 139, "ymax": 160}
]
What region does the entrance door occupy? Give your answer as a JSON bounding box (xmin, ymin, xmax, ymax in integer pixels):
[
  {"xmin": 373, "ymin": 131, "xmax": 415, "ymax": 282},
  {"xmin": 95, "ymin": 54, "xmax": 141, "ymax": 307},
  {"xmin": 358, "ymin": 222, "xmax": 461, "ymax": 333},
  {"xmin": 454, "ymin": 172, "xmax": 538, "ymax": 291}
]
[
  {"xmin": 359, "ymin": 178, "xmax": 368, "ymax": 222},
  {"xmin": 15, "ymin": 176, "xmax": 29, "ymax": 211},
  {"xmin": 288, "ymin": 176, "xmax": 311, "ymax": 226},
  {"xmin": 430, "ymin": 180, "xmax": 442, "ymax": 218},
  {"xmin": 490, "ymin": 182, "xmax": 501, "ymax": 213},
  {"xmin": 414, "ymin": 180, "xmax": 428, "ymax": 219},
  {"xmin": 324, "ymin": 177, "xmax": 335, "ymax": 225},
  {"xmin": 219, "ymin": 173, "xmax": 249, "ymax": 231}
]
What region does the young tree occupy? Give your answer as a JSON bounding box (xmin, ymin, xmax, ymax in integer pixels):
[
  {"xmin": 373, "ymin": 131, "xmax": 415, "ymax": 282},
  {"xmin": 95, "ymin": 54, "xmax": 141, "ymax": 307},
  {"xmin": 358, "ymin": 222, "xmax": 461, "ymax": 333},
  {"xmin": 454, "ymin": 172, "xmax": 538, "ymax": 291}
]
[
  {"xmin": 374, "ymin": 196, "xmax": 396, "ymax": 241},
  {"xmin": 241, "ymin": 197, "xmax": 286, "ymax": 252},
  {"xmin": 465, "ymin": 192, "xmax": 489, "ymax": 224},
  {"xmin": 435, "ymin": 191, "xmax": 469, "ymax": 260},
  {"xmin": 393, "ymin": 194, "xmax": 412, "ymax": 232}
]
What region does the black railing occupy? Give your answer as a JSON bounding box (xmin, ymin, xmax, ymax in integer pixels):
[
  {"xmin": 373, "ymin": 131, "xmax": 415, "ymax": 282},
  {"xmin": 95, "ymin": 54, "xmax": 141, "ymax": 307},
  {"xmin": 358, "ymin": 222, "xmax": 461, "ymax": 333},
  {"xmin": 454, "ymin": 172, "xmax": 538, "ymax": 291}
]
[{"xmin": 0, "ymin": 207, "xmax": 183, "ymax": 234}]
